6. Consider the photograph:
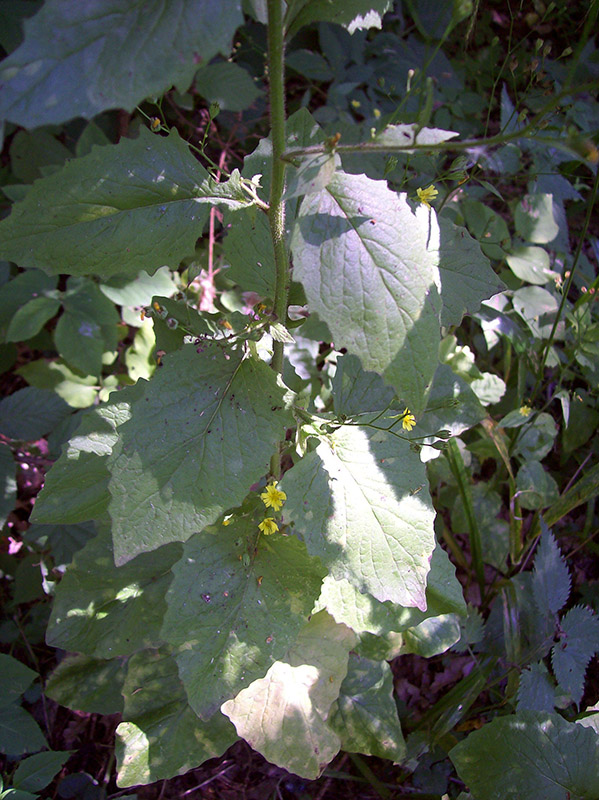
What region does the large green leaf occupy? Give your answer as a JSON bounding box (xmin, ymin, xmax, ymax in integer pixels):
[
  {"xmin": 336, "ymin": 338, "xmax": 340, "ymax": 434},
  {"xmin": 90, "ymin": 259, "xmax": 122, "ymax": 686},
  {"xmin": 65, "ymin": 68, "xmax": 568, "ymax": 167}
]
[
  {"xmin": 31, "ymin": 383, "xmax": 144, "ymax": 525},
  {"xmin": 291, "ymin": 172, "xmax": 441, "ymax": 414},
  {"xmin": 0, "ymin": 704, "xmax": 47, "ymax": 755},
  {"xmin": 0, "ymin": 0, "xmax": 243, "ymax": 127},
  {"xmin": 282, "ymin": 420, "xmax": 436, "ymax": 609},
  {"xmin": 450, "ymin": 712, "xmax": 599, "ymax": 800},
  {"xmin": 314, "ymin": 544, "xmax": 465, "ymax": 636},
  {"xmin": 116, "ymin": 649, "xmax": 237, "ymax": 787},
  {"xmin": 221, "ymin": 611, "xmax": 356, "ymax": 779},
  {"xmin": 0, "ymin": 387, "xmax": 71, "ymax": 441},
  {"xmin": 47, "ymin": 525, "xmax": 182, "ymax": 658},
  {"xmin": 0, "ymin": 128, "xmax": 252, "ymax": 281},
  {"xmin": 328, "ymin": 655, "xmax": 405, "ymax": 761},
  {"xmin": 162, "ymin": 521, "xmax": 324, "ymax": 719},
  {"xmin": 108, "ymin": 345, "xmax": 292, "ymax": 564}
]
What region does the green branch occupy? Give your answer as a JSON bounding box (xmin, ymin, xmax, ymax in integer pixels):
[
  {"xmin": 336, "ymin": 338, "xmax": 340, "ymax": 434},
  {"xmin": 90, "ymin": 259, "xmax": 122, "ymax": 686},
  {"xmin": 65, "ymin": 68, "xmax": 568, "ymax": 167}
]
[{"xmin": 267, "ymin": 0, "xmax": 290, "ymax": 478}]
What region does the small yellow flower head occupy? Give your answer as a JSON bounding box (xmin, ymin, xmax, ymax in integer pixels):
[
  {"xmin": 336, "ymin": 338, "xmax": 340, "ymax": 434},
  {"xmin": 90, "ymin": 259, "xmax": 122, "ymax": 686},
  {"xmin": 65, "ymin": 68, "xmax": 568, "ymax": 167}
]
[
  {"xmin": 260, "ymin": 482, "xmax": 286, "ymax": 511},
  {"xmin": 150, "ymin": 117, "xmax": 161, "ymax": 132},
  {"xmin": 259, "ymin": 517, "xmax": 278, "ymax": 535},
  {"xmin": 351, "ymin": 99, "xmax": 361, "ymax": 109},
  {"xmin": 519, "ymin": 405, "xmax": 532, "ymax": 417},
  {"xmin": 416, "ymin": 184, "xmax": 439, "ymax": 209},
  {"xmin": 402, "ymin": 408, "xmax": 416, "ymax": 431},
  {"xmin": 373, "ymin": 108, "xmax": 381, "ymax": 119},
  {"xmin": 222, "ymin": 514, "xmax": 233, "ymax": 526}
]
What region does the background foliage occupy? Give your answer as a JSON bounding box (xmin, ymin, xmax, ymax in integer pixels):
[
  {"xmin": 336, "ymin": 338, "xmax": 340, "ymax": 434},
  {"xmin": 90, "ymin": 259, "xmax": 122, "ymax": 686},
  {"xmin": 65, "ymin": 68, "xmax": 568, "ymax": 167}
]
[{"xmin": 1, "ymin": 1, "xmax": 599, "ymax": 798}]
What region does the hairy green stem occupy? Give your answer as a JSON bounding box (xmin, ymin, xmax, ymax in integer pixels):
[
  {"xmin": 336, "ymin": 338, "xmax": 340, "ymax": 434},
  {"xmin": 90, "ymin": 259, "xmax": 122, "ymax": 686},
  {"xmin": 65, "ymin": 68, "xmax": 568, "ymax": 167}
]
[{"xmin": 267, "ymin": 0, "xmax": 290, "ymax": 478}]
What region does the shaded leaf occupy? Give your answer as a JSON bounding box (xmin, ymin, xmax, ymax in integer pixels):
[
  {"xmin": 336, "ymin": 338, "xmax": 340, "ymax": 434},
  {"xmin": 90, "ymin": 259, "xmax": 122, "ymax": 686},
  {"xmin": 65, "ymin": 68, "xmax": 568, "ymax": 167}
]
[
  {"xmin": 552, "ymin": 606, "xmax": 599, "ymax": 706},
  {"xmin": 532, "ymin": 521, "xmax": 570, "ymax": 615},
  {"xmin": 0, "ymin": 704, "xmax": 47, "ymax": 755},
  {"xmin": 0, "ymin": 128, "xmax": 252, "ymax": 281},
  {"xmin": 0, "ymin": 387, "xmax": 70, "ymax": 441},
  {"xmin": 116, "ymin": 649, "xmax": 237, "ymax": 787},
  {"xmin": 0, "ymin": 654, "xmax": 37, "ymax": 708},
  {"xmin": 162, "ymin": 522, "xmax": 324, "ymax": 719},
  {"xmin": 195, "ymin": 62, "xmax": 262, "ymax": 112},
  {"xmin": 31, "ymin": 383, "xmax": 144, "ymax": 525},
  {"xmin": 450, "ymin": 711, "xmax": 599, "ymax": 800},
  {"xmin": 329, "ymin": 655, "xmax": 405, "ymax": 761},
  {"xmin": 517, "ymin": 662, "xmax": 556, "ymax": 713},
  {"xmin": 13, "ymin": 751, "xmax": 72, "ymax": 793},
  {"xmin": 0, "ymin": 0, "xmax": 243, "ymax": 127},
  {"xmin": 108, "ymin": 345, "xmax": 292, "ymax": 564},
  {"xmin": 47, "ymin": 525, "xmax": 182, "ymax": 658},
  {"xmin": 45, "ymin": 654, "xmax": 126, "ymax": 714}
]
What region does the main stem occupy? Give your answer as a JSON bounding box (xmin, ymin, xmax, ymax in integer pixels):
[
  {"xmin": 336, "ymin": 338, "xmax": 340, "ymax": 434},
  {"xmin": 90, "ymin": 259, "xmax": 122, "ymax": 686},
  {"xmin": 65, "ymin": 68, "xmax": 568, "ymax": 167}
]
[{"xmin": 267, "ymin": 0, "xmax": 290, "ymax": 478}]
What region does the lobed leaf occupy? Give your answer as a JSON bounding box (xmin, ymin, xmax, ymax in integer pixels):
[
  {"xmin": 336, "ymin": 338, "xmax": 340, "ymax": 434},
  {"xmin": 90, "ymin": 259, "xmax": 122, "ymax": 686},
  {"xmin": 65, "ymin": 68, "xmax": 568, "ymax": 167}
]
[
  {"xmin": 532, "ymin": 521, "xmax": 571, "ymax": 616},
  {"xmin": 552, "ymin": 605, "xmax": 599, "ymax": 706}
]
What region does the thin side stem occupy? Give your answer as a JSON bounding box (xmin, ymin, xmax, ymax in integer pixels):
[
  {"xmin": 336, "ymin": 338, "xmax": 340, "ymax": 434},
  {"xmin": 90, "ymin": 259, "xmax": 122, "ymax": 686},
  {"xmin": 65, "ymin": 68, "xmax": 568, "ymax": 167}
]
[{"xmin": 267, "ymin": 0, "xmax": 290, "ymax": 478}]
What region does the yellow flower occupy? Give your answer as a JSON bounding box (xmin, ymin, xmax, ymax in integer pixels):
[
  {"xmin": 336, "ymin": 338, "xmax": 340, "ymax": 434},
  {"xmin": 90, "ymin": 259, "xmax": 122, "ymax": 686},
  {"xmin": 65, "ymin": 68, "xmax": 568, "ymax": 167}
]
[
  {"xmin": 351, "ymin": 99, "xmax": 361, "ymax": 109},
  {"xmin": 416, "ymin": 184, "xmax": 439, "ymax": 209},
  {"xmin": 259, "ymin": 517, "xmax": 278, "ymax": 535},
  {"xmin": 402, "ymin": 408, "xmax": 416, "ymax": 431},
  {"xmin": 373, "ymin": 108, "xmax": 381, "ymax": 119},
  {"xmin": 519, "ymin": 405, "xmax": 532, "ymax": 417},
  {"xmin": 260, "ymin": 482, "xmax": 286, "ymax": 511}
]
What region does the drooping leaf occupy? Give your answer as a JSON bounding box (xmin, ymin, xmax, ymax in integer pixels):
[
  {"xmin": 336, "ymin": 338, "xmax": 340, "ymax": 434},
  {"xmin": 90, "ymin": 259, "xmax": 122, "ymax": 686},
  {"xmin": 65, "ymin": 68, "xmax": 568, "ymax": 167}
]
[
  {"xmin": 286, "ymin": 0, "xmax": 393, "ymax": 37},
  {"xmin": 419, "ymin": 364, "xmax": 486, "ymax": 440},
  {"xmin": 314, "ymin": 544, "xmax": 465, "ymax": 636},
  {"xmin": 222, "ymin": 209, "xmax": 275, "ymax": 297},
  {"xmin": 516, "ymin": 461, "xmax": 559, "ymax": 511},
  {"xmin": 0, "ymin": 387, "xmax": 71, "ymax": 441},
  {"xmin": 108, "ymin": 345, "xmax": 292, "ymax": 565},
  {"xmin": 552, "ymin": 606, "xmax": 599, "ymax": 706},
  {"xmin": 282, "ymin": 419, "xmax": 436, "ymax": 609},
  {"xmin": 162, "ymin": 521, "xmax": 324, "ymax": 719},
  {"xmin": 116, "ymin": 649, "xmax": 237, "ymax": 787},
  {"xmin": 532, "ymin": 521, "xmax": 571, "ymax": 615},
  {"xmin": 329, "ymin": 655, "xmax": 405, "ymax": 761},
  {"xmin": 0, "ymin": 0, "xmax": 243, "ymax": 127},
  {"xmin": 45, "ymin": 654, "xmax": 126, "ymax": 714},
  {"xmin": 507, "ymin": 246, "xmax": 558, "ymax": 285},
  {"xmin": 31, "ymin": 383, "xmax": 144, "ymax": 525},
  {"xmin": 0, "ymin": 128, "xmax": 252, "ymax": 281},
  {"xmin": 291, "ymin": 172, "xmax": 441, "ymax": 413},
  {"xmin": 450, "ymin": 711, "xmax": 599, "ymax": 800},
  {"xmin": 100, "ymin": 267, "xmax": 176, "ymax": 308},
  {"xmin": 0, "ymin": 270, "xmax": 57, "ymax": 341},
  {"xmin": 221, "ymin": 611, "xmax": 356, "ymax": 779},
  {"xmin": 47, "ymin": 525, "xmax": 182, "ymax": 658}
]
